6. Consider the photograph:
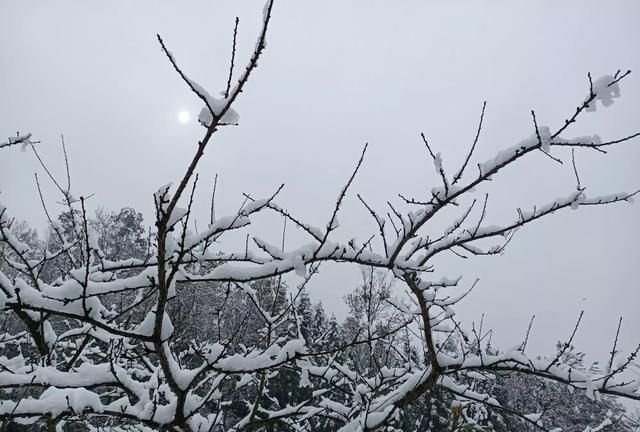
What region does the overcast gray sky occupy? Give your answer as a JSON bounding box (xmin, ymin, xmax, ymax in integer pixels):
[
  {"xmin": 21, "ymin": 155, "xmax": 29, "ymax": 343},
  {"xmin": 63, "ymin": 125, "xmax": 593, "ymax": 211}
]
[{"xmin": 1, "ymin": 1, "xmax": 639, "ymax": 365}]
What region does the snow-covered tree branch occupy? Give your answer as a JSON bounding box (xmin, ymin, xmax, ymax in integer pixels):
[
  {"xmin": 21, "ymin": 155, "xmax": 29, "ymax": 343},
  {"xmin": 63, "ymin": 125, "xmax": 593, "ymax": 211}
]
[{"xmin": 1, "ymin": 2, "xmax": 639, "ymax": 431}]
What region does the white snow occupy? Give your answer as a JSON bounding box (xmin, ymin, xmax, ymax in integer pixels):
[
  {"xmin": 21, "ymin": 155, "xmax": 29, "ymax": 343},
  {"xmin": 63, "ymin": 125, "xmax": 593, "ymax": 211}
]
[{"xmin": 586, "ymin": 74, "xmax": 621, "ymax": 112}]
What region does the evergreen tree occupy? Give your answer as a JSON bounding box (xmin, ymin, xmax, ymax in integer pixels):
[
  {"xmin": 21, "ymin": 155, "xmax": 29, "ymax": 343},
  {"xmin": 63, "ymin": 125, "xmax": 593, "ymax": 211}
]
[
  {"xmin": 493, "ymin": 343, "xmax": 631, "ymax": 431},
  {"xmin": 91, "ymin": 206, "xmax": 147, "ymax": 261}
]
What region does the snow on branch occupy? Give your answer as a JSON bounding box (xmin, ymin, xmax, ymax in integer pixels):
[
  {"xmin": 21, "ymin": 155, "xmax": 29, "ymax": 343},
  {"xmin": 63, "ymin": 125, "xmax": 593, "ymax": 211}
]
[
  {"xmin": 1, "ymin": 7, "xmax": 639, "ymax": 432},
  {"xmin": 0, "ymin": 132, "xmax": 37, "ymax": 151}
]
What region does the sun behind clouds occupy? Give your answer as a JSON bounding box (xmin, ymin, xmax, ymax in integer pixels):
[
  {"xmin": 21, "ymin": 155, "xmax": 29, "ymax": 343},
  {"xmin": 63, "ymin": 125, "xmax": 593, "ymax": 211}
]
[{"xmin": 178, "ymin": 110, "xmax": 190, "ymax": 124}]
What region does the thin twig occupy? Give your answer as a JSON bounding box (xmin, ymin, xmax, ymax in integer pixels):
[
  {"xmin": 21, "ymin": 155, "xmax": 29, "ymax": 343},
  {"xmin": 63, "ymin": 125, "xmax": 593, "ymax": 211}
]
[
  {"xmin": 453, "ymin": 101, "xmax": 486, "ymax": 184},
  {"xmin": 225, "ymin": 17, "xmax": 240, "ymax": 98},
  {"xmin": 210, "ymin": 173, "xmax": 218, "ymax": 225}
]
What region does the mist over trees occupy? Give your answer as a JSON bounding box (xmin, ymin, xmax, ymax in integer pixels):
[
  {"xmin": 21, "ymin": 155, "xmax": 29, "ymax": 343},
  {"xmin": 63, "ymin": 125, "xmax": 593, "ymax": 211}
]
[{"xmin": 1, "ymin": 1, "xmax": 640, "ymax": 431}]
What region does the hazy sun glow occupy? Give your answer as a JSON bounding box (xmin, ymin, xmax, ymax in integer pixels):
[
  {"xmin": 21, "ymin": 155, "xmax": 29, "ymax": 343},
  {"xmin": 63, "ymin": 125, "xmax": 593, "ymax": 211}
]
[{"xmin": 178, "ymin": 110, "xmax": 190, "ymax": 124}]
